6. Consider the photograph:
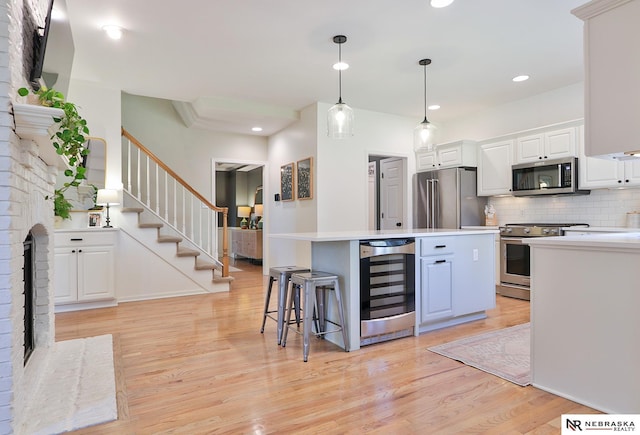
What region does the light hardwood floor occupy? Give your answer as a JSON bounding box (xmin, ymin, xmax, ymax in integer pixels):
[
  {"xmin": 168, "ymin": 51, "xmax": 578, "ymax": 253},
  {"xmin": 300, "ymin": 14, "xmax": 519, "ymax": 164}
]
[{"xmin": 56, "ymin": 260, "xmax": 597, "ymax": 434}]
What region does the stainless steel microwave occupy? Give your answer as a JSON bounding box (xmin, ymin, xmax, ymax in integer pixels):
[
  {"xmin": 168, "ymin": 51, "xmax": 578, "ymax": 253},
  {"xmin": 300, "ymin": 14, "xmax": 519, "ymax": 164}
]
[{"xmin": 511, "ymin": 157, "xmax": 590, "ymax": 196}]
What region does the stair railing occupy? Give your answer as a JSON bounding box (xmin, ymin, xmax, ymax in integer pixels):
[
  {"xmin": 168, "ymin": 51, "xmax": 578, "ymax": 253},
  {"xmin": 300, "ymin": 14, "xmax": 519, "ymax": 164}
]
[{"xmin": 121, "ymin": 128, "xmax": 230, "ymax": 278}]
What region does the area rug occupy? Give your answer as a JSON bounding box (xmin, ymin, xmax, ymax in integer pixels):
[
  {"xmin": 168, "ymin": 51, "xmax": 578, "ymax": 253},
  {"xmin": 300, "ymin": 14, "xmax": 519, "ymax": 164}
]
[
  {"xmin": 428, "ymin": 323, "xmax": 530, "ymax": 386},
  {"xmin": 22, "ymin": 334, "xmax": 118, "ymax": 434}
]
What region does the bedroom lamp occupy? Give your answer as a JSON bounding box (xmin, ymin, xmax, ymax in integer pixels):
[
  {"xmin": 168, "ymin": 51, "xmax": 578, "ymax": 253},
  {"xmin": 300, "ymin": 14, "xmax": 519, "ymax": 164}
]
[
  {"xmin": 414, "ymin": 58, "xmax": 437, "ymax": 152},
  {"xmin": 327, "ymin": 35, "xmax": 354, "ymax": 139},
  {"xmin": 238, "ymin": 206, "xmax": 251, "ymax": 229},
  {"xmin": 95, "ymin": 189, "xmax": 119, "ymax": 228},
  {"xmin": 254, "ymin": 204, "xmax": 263, "ymax": 229}
]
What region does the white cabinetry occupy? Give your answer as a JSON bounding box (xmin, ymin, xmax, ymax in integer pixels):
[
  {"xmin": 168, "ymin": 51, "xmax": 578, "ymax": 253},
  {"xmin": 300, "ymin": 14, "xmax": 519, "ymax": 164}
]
[
  {"xmin": 418, "ymin": 234, "xmax": 495, "ymax": 332},
  {"xmin": 419, "ymin": 239, "xmax": 454, "ymax": 324},
  {"xmin": 515, "ymin": 127, "xmax": 576, "ymax": 163},
  {"xmin": 579, "ymin": 123, "xmax": 640, "ymax": 188},
  {"xmin": 477, "ymin": 140, "xmax": 513, "ymax": 196},
  {"xmin": 54, "ymin": 229, "xmax": 117, "ymax": 312},
  {"xmin": 416, "ymin": 140, "xmax": 477, "ymax": 172},
  {"xmin": 573, "ymin": 0, "xmax": 640, "ymax": 157}
]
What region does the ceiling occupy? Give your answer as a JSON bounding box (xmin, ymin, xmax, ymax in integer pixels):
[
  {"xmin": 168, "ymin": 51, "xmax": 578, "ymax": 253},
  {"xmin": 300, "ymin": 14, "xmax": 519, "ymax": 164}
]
[{"xmin": 48, "ymin": 0, "xmax": 587, "ymax": 136}]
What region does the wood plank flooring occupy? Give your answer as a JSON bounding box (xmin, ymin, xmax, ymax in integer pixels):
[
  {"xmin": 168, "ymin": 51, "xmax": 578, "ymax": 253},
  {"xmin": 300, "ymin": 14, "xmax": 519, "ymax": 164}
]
[{"xmin": 56, "ymin": 260, "xmax": 597, "ymax": 434}]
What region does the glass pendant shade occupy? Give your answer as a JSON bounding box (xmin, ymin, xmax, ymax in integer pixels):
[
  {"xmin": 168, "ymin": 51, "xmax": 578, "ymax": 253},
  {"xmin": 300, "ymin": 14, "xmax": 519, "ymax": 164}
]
[
  {"xmin": 414, "ymin": 118, "xmax": 436, "ymax": 151},
  {"xmin": 327, "ymin": 35, "xmax": 354, "ymax": 139},
  {"xmin": 327, "ymin": 101, "xmax": 354, "ymax": 139}
]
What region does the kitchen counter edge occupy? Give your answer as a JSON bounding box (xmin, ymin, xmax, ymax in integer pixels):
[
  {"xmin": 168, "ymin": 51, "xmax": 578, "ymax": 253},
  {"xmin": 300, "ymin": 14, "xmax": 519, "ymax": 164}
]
[{"xmin": 270, "ymin": 228, "xmax": 498, "ymax": 242}]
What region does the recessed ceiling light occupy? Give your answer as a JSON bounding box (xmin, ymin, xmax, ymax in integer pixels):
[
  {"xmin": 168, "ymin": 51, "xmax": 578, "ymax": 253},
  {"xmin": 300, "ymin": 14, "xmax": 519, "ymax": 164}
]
[
  {"xmin": 333, "ymin": 62, "xmax": 349, "ymax": 71},
  {"xmin": 251, "ymin": 127, "xmax": 263, "ymax": 132},
  {"xmin": 102, "ymin": 25, "xmax": 123, "ymax": 40},
  {"xmin": 428, "ymin": 104, "xmax": 441, "ymax": 111},
  {"xmin": 431, "ymin": 0, "xmax": 455, "ymax": 8},
  {"xmin": 512, "ymin": 75, "xmax": 530, "ymax": 82}
]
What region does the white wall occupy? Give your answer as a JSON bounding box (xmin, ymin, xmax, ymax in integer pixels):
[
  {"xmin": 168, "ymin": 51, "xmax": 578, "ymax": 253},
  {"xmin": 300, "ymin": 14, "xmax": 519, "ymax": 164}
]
[
  {"xmin": 267, "ymin": 103, "xmax": 319, "ymax": 268},
  {"xmin": 67, "ymin": 79, "xmax": 122, "ymax": 190},
  {"xmin": 437, "ymin": 83, "xmax": 584, "ymax": 143},
  {"xmin": 316, "ymin": 102, "xmax": 416, "ymax": 232},
  {"xmin": 121, "ymin": 93, "xmax": 268, "ymax": 199}
]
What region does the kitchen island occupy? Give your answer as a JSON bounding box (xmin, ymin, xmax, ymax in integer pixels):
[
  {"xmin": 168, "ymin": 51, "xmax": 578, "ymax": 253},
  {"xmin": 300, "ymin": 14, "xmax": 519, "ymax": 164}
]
[
  {"xmin": 271, "ymin": 229, "xmax": 497, "ymax": 351},
  {"xmin": 527, "ymin": 232, "xmax": 640, "ymax": 414}
]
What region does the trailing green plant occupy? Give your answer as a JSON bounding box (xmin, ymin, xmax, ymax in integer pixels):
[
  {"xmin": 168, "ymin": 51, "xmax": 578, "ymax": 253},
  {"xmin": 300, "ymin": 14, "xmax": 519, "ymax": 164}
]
[{"xmin": 18, "ymin": 86, "xmax": 90, "ymax": 219}]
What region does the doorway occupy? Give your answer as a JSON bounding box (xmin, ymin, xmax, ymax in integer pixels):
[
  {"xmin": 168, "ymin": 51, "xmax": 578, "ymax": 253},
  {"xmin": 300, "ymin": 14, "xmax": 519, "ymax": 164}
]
[
  {"xmin": 368, "ymin": 156, "xmax": 407, "ymax": 230},
  {"xmin": 212, "ymin": 159, "xmax": 266, "ymax": 263}
]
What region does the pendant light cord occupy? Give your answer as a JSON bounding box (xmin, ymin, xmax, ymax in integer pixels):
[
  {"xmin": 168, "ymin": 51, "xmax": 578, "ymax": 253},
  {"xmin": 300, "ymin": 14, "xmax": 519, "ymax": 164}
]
[
  {"xmin": 338, "ymin": 42, "xmax": 343, "ymax": 104},
  {"xmin": 423, "ymin": 62, "xmax": 428, "ymax": 122}
]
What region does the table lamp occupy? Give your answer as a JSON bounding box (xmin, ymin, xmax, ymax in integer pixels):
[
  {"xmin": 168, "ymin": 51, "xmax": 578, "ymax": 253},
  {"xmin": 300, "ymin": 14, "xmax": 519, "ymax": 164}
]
[
  {"xmin": 96, "ymin": 189, "xmax": 120, "ymax": 228},
  {"xmin": 237, "ymin": 206, "xmax": 251, "ymax": 229},
  {"xmin": 254, "ymin": 204, "xmax": 263, "ymax": 229}
]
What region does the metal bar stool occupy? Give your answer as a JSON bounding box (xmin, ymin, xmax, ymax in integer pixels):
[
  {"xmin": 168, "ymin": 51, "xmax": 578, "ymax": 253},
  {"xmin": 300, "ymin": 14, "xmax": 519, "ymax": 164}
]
[
  {"xmin": 281, "ymin": 271, "xmax": 349, "ymax": 362},
  {"xmin": 260, "ymin": 266, "xmax": 310, "ymax": 345}
]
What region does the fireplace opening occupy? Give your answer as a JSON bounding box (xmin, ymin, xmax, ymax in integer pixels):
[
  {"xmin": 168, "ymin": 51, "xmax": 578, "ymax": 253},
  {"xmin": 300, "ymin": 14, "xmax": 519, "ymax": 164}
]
[{"xmin": 23, "ymin": 232, "xmax": 35, "ymax": 364}]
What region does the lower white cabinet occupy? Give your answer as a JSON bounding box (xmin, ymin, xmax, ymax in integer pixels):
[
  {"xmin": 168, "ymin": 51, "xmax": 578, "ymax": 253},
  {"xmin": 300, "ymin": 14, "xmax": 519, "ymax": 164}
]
[
  {"xmin": 54, "ymin": 229, "xmax": 117, "ymax": 311},
  {"xmin": 418, "ymin": 234, "xmax": 495, "ymax": 331},
  {"xmin": 420, "ymin": 255, "xmax": 454, "ymax": 323}
]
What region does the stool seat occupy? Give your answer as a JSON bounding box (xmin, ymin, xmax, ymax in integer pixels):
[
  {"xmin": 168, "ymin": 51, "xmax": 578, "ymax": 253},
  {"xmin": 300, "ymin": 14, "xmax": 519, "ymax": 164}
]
[
  {"xmin": 260, "ymin": 266, "xmax": 310, "ymax": 345},
  {"xmin": 282, "ymin": 271, "xmax": 349, "ymax": 362}
]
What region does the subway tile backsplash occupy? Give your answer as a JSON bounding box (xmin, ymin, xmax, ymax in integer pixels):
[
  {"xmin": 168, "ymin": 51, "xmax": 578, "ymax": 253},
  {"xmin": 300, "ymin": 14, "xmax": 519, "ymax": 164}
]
[{"xmin": 489, "ymin": 188, "xmax": 640, "ymax": 227}]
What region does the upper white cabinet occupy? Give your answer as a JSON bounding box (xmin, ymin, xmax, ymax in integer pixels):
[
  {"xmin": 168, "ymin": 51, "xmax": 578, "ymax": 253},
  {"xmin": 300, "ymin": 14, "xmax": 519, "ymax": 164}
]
[
  {"xmin": 578, "ymin": 125, "xmax": 640, "ymax": 188},
  {"xmin": 514, "ymin": 127, "xmax": 577, "ymax": 164},
  {"xmin": 573, "ymin": 0, "xmax": 640, "ymax": 157},
  {"xmin": 477, "ymin": 139, "xmax": 513, "ymax": 196},
  {"xmin": 416, "ymin": 140, "xmax": 477, "ymax": 172}
]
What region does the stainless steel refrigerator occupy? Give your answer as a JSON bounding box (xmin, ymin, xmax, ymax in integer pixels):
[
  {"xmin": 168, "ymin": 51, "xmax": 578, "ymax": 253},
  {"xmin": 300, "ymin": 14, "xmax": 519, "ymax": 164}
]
[{"xmin": 413, "ymin": 167, "xmax": 487, "ymax": 229}]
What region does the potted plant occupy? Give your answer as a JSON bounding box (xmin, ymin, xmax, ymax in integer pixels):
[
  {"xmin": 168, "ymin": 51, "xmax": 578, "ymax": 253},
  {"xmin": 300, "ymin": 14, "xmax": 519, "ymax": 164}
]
[{"xmin": 18, "ymin": 86, "xmax": 90, "ymax": 219}]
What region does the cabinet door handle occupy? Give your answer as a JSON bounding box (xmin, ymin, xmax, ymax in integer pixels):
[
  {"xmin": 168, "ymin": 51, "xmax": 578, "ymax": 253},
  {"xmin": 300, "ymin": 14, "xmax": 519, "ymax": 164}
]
[
  {"xmin": 434, "ymin": 259, "xmax": 446, "ymax": 264},
  {"xmin": 435, "ymin": 245, "xmax": 446, "ymax": 249},
  {"xmin": 71, "ymin": 250, "xmax": 76, "ymax": 253},
  {"xmin": 78, "ymin": 250, "xmax": 82, "ymax": 253},
  {"xmin": 70, "ymin": 238, "xmax": 83, "ymax": 241}
]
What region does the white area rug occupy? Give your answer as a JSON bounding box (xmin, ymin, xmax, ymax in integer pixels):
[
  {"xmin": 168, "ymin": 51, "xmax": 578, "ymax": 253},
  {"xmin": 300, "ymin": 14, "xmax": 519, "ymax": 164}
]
[
  {"xmin": 428, "ymin": 323, "xmax": 531, "ymax": 386},
  {"xmin": 22, "ymin": 334, "xmax": 117, "ymax": 434}
]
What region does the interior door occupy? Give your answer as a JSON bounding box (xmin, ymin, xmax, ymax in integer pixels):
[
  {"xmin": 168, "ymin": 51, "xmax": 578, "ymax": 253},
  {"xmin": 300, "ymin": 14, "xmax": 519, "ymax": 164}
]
[{"xmin": 380, "ymin": 157, "xmax": 406, "ymax": 230}]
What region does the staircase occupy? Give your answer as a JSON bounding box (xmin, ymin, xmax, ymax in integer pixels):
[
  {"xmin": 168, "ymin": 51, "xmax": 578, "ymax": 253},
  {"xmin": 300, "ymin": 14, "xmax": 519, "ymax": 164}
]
[
  {"xmin": 118, "ymin": 194, "xmax": 233, "ymax": 293},
  {"xmin": 120, "ymin": 129, "xmax": 232, "ymax": 293}
]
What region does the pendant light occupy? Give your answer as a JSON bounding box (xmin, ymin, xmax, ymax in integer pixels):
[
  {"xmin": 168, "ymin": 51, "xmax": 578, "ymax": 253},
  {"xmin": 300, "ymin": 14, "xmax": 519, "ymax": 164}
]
[
  {"xmin": 414, "ymin": 58, "xmax": 437, "ymax": 151},
  {"xmin": 327, "ymin": 35, "xmax": 354, "ymax": 139}
]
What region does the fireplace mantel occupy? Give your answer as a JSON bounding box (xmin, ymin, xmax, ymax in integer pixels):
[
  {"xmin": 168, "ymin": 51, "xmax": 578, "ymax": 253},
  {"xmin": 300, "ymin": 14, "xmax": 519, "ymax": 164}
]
[{"xmin": 13, "ymin": 102, "xmax": 69, "ymax": 169}]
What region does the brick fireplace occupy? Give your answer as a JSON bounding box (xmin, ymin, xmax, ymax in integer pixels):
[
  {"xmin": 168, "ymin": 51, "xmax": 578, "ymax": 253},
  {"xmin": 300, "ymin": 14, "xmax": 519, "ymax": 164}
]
[{"xmin": 0, "ymin": 0, "xmax": 61, "ymax": 432}]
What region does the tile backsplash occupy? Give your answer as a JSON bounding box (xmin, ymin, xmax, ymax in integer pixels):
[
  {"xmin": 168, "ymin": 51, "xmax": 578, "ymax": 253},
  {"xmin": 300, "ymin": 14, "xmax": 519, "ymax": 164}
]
[{"xmin": 489, "ymin": 188, "xmax": 640, "ymax": 227}]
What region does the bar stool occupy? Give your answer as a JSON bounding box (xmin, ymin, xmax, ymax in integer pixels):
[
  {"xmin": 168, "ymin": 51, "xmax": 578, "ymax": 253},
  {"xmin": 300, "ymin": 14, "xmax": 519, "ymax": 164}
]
[
  {"xmin": 281, "ymin": 271, "xmax": 349, "ymax": 362},
  {"xmin": 260, "ymin": 266, "xmax": 310, "ymax": 345}
]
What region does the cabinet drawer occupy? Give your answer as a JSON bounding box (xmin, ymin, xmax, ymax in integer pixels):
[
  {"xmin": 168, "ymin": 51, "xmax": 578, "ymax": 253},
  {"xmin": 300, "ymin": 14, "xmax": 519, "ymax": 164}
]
[
  {"xmin": 55, "ymin": 230, "xmax": 117, "ymax": 247},
  {"xmin": 420, "ymin": 238, "xmax": 455, "ymax": 256}
]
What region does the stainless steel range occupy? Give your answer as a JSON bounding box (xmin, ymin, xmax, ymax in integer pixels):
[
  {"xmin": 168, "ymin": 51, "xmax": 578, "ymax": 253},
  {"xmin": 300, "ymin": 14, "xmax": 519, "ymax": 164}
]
[{"xmin": 498, "ymin": 223, "xmax": 588, "ymax": 300}]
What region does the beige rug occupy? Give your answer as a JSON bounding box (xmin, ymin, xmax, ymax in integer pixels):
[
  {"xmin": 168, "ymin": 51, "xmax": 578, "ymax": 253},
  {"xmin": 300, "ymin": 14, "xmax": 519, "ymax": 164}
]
[
  {"xmin": 22, "ymin": 334, "xmax": 117, "ymax": 434},
  {"xmin": 428, "ymin": 323, "xmax": 531, "ymax": 386}
]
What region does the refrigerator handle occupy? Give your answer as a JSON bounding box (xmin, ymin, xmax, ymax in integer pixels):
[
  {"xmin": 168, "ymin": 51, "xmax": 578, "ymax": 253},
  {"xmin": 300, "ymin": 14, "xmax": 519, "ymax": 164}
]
[
  {"xmin": 433, "ymin": 178, "xmax": 439, "ymax": 228},
  {"xmin": 425, "ymin": 179, "xmax": 431, "ymax": 228}
]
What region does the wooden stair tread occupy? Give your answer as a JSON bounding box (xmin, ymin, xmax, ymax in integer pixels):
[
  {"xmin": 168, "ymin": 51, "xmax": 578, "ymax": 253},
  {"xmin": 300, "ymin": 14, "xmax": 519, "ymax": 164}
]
[
  {"xmin": 139, "ymin": 222, "xmax": 163, "ymax": 229},
  {"xmin": 177, "ymin": 248, "xmax": 200, "ymax": 257},
  {"xmin": 158, "ymin": 235, "xmax": 182, "ymax": 243},
  {"xmin": 195, "ymin": 260, "xmax": 216, "ymax": 270}
]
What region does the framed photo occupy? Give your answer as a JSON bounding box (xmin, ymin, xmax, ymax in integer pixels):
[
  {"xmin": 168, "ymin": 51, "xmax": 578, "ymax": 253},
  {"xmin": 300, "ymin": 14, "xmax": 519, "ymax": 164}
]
[
  {"xmin": 280, "ymin": 162, "xmax": 295, "ymax": 201},
  {"xmin": 88, "ymin": 212, "xmax": 102, "ymax": 228},
  {"xmin": 297, "ymin": 157, "xmax": 313, "ymax": 200}
]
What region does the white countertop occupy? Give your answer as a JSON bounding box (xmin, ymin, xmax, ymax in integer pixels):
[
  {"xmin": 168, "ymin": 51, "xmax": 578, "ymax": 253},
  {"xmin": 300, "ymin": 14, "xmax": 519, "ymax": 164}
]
[
  {"xmin": 270, "ymin": 228, "xmax": 498, "ymax": 242},
  {"xmin": 562, "ymin": 226, "xmax": 640, "ymax": 233},
  {"xmin": 526, "ymin": 231, "xmax": 640, "ymax": 250}
]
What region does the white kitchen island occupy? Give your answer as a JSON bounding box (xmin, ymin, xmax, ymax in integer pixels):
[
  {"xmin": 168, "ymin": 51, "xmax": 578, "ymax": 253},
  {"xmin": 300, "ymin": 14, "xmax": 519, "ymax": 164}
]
[
  {"xmin": 527, "ymin": 232, "xmax": 640, "ymax": 414},
  {"xmin": 271, "ymin": 229, "xmax": 497, "ymax": 351}
]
